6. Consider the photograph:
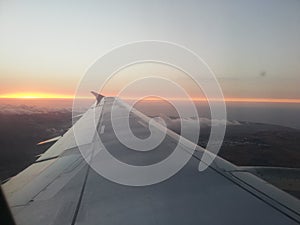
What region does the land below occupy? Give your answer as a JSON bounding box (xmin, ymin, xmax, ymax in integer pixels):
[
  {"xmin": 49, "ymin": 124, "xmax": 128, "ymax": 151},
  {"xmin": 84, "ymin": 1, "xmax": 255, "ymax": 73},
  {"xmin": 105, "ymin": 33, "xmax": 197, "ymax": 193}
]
[{"xmin": 0, "ymin": 110, "xmax": 299, "ymax": 198}]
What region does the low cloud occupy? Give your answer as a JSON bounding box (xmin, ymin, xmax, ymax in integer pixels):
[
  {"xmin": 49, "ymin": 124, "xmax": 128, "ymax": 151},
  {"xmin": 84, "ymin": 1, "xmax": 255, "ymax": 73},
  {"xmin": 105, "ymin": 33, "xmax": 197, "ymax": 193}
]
[
  {"xmin": 0, "ymin": 104, "xmax": 71, "ymax": 115},
  {"xmin": 153, "ymin": 114, "xmax": 240, "ymax": 131}
]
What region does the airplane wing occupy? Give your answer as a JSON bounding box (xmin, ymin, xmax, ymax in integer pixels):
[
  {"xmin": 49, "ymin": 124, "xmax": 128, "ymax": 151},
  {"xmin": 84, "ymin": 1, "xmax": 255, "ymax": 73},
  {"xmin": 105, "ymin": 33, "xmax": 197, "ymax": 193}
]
[{"xmin": 2, "ymin": 96, "xmax": 300, "ymax": 225}]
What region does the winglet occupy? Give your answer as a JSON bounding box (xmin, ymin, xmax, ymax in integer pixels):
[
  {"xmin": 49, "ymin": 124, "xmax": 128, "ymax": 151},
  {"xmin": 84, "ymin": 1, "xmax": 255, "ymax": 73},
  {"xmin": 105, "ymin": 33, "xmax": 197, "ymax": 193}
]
[{"xmin": 91, "ymin": 91, "xmax": 104, "ymax": 105}]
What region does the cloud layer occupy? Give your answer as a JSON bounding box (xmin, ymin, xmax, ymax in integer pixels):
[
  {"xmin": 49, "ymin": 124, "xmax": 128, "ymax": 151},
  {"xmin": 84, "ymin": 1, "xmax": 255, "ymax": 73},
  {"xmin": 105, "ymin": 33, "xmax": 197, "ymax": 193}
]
[
  {"xmin": 154, "ymin": 114, "xmax": 240, "ymax": 132},
  {"xmin": 0, "ymin": 104, "xmax": 71, "ymax": 115}
]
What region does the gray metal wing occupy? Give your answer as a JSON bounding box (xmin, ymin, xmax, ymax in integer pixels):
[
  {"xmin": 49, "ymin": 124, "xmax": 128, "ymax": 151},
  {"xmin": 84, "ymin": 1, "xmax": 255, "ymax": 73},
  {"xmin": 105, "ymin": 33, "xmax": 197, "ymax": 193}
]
[{"xmin": 2, "ymin": 97, "xmax": 300, "ymax": 225}]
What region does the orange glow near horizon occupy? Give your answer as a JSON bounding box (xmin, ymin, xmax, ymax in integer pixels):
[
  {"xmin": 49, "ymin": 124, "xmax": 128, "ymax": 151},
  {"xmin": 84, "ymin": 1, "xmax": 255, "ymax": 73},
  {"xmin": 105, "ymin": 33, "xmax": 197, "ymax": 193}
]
[
  {"xmin": 0, "ymin": 92, "xmax": 300, "ymax": 103},
  {"xmin": 125, "ymin": 96, "xmax": 300, "ymax": 104},
  {"xmin": 0, "ymin": 92, "xmax": 82, "ymax": 99},
  {"xmin": 217, "ymin": 97, "xmax": 300, "ymax": 104}
]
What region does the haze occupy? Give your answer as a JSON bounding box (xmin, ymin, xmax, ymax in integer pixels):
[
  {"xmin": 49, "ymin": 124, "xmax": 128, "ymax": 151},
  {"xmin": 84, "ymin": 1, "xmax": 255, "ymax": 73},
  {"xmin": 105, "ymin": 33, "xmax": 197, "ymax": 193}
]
[{"xmin": 0, "ymin": 0, "xmax": 300, "ymax": 101}]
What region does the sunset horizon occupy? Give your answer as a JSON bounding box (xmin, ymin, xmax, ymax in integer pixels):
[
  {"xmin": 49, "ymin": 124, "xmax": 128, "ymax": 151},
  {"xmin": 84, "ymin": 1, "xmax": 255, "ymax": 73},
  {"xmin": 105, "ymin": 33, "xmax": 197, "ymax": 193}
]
[
  {"xmin": 1, "ymin": 92, "xmax": 300, "ymax": 104},
  {"xmin": 1, "ymin": 2, "xmax": 300, "ymax": 224}
]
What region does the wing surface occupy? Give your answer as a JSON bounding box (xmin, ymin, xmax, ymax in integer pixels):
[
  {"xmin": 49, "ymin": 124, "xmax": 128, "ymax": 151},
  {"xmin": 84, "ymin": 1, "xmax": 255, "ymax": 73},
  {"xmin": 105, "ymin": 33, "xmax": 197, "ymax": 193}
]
[{"xmin": 2, "ymin": 97, "xmax": 300, "ymax": 225}]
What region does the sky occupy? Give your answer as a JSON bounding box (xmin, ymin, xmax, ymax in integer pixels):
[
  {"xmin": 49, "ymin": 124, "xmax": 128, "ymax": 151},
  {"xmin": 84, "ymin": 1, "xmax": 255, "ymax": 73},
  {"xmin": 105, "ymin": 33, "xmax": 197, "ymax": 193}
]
[{"xmin": 0, "ymin": 0, "xmax": 299, "ymax": 101}]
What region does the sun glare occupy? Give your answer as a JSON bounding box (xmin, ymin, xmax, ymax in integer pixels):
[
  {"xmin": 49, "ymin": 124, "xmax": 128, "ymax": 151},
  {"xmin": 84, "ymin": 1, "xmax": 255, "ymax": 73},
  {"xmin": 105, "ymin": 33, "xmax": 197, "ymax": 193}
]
[
  {"xmin": 0, "ymin": 92, "xmax": 299, "ymax": 103},
  {"xmin": 0, "ymin": 92, "xmax": 75, "ymax": 99}
]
